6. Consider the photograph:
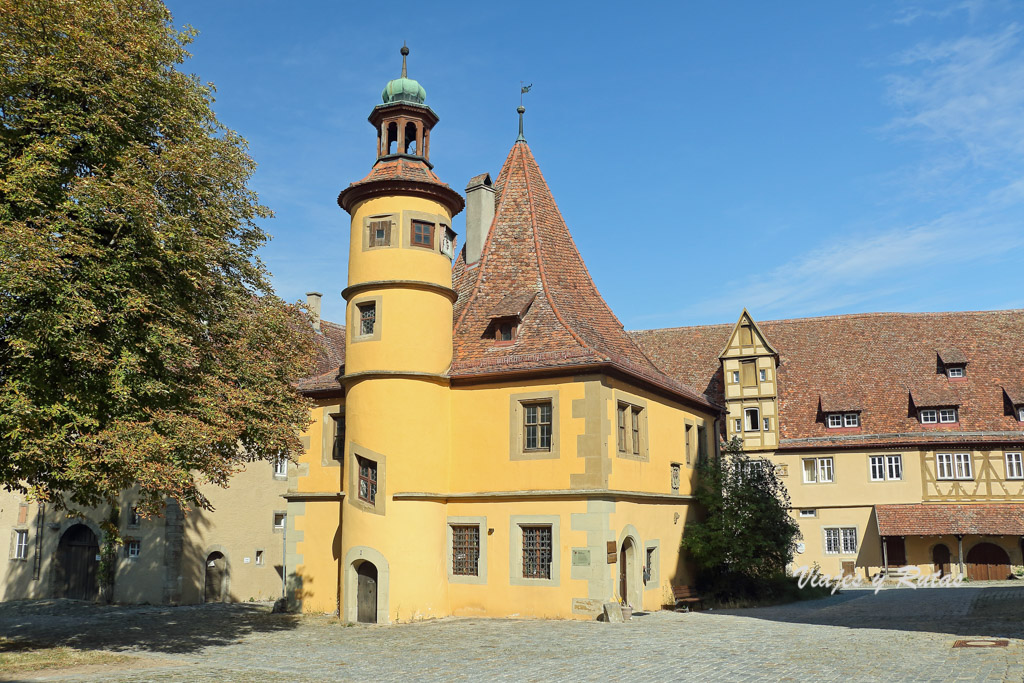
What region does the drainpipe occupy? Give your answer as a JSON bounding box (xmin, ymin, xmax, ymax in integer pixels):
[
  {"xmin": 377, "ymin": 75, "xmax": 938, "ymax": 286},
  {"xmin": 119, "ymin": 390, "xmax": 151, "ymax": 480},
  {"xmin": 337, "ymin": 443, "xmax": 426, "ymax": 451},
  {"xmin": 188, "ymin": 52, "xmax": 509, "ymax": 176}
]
[
  {"xmin": 881, "ymin": 537, "xmax": 889, "ymax": 575},
  {"xmin": 281, "ymin": 515, "xmax": 287, "ymax": 599},
  {"xmin": 956, "ymin": 534, "xmax": 965, "ymax": 577}
]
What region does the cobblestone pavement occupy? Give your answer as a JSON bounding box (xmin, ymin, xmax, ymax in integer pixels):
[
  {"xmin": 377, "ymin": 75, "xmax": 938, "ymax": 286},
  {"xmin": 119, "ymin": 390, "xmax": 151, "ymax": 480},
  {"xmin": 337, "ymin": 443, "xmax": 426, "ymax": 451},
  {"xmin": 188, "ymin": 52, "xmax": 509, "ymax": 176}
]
[{"xmin": 2, "ymin": 584, "xmax": 1024, "ymax": 682}]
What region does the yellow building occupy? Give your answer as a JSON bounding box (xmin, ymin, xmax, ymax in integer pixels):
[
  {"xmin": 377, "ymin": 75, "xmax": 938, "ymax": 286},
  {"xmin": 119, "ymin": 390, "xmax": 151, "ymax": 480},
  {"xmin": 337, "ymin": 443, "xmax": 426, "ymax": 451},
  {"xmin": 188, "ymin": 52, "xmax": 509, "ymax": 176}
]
[
  {"xmin": 284, "ymin": 48, "xmax": 722, "ymax": 622},
  {"xmin": 633, "ymin": 309, "xmax": 1024, "ymax": 582}
]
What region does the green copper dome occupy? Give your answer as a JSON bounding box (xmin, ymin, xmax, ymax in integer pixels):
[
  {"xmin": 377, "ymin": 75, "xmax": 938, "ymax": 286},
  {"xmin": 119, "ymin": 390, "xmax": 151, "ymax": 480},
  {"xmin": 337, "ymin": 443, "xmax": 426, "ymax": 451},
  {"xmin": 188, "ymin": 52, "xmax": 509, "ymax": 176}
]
[
  {"xmin": 381, "ymin": 77, "xmax": 426, "ymax": 104},
  {"xmin": 381, "ymin": 45, "xmax": 426, "ymax": 104}
]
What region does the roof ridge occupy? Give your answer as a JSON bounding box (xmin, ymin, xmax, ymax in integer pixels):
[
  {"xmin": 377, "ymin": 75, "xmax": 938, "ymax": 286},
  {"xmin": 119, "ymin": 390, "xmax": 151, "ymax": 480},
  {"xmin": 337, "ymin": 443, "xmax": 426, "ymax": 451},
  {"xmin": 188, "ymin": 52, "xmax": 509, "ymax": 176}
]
[
  {"xmin": 522, "ymin": 142, "xmax": 594, "ymax": 355},
  {"xmin": 633, "ymin": 308, "xmax": 1024, "ymax": 334}
]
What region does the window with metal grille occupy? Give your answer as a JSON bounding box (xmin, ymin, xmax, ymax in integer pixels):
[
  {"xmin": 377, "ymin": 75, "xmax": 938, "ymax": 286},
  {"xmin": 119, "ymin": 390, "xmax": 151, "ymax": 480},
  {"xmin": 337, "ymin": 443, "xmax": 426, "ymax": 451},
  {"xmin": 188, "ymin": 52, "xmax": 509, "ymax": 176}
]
[
  {"xmin": 13, "ymin": 530, "xmax": 28, "ymax": 559},
  {"xmin": 357, "ymin": 457, "xmax": 377, "ymax": 504},
  {"xmin": 411, "ymin": 220, "xmax": 434, "ymax": 248},
  {"xmin": 357, "ymin": 302, "xmax": 376, "ymax": 337},
  {"xmin": 521, "ymin": 525, "xmax": 552, "ymax": 579},
  {"xmin": 523, "ymin": 401, "xmax": 552, "ymax": 451},
  {"xmin": 451, "ymin": 525, "xmax": 480, "ymax": 576}
]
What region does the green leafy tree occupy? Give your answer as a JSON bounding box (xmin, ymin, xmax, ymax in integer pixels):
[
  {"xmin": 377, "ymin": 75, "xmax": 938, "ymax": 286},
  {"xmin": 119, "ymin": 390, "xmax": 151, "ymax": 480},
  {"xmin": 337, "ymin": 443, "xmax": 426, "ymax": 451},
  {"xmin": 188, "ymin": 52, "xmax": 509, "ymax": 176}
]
[
  {"xmin": 682, "ymin": 437, "xmax": 801, "ymax": 599},
  {"xmin": 0, "ymin": 0, "xmax": 315, "ymax": 514}
]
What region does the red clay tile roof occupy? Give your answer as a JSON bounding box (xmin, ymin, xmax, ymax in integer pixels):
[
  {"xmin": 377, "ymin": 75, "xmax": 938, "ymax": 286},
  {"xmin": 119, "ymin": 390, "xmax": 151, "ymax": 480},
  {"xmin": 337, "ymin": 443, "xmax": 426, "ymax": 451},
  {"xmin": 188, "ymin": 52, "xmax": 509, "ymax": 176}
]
[
  {"xmin": 818, "ymin": 392, "xmax": 862, "ymax": 413},
  {"xmin": 875, "ymin": 503, "xmax": 1024, "ymax": 535},
  {"xmin": 1002, "ymin": 385, "xmax": 1024, "ymax": 406},
  {"xmin": 632, "ymin": 310, "xmax": 1024, "ymax": 449},
  {"xmin": 337, "ymin": 157, "xmax": 464, "ymax": 215},
  {"xmin": 295, "ymin": 320, "xmax": 345, "ymax": 394},
  {"xmin": 910, "ymin": 383, "xmax": 961, "ymax": 408},
  {"xmin": 937, "ymin": 347, "xmax": 968, "ymax": 365},
  {"xmin": 451, "ymin": 142, "xmax": 717, "ymax": 411},
  {"xmin": 489, "ymin": 291, "xmax": 537, "ymax": 320}
]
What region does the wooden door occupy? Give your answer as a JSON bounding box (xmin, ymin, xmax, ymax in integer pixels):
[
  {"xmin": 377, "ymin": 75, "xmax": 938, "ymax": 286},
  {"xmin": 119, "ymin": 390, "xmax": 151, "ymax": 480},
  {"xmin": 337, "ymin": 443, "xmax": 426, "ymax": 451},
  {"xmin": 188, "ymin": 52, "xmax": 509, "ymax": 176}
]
[
  {"xmin": 841, "ymin": 561, "xmax": 855, "ymax": 578},
  {"xmin": 885, "ymin": 537, "xmax": 907, "ymax": 567},
  {"xmin": 932, "ymin": 544, "xmax": 951, "ymax": 576},
  {"xmin": 966, "ymin": 542, "xmax": 1010, "ymax": 581},
  {"xmin": 204, "ymin": 552, "xmax": 226, "ymax": 603},
  {"xmin": 356, "ymin": 562, "xmax": 377, "ymax": 623},
  {"xmin": 56, "ymin": 525, "xmax": 99, "ymax": 601}
]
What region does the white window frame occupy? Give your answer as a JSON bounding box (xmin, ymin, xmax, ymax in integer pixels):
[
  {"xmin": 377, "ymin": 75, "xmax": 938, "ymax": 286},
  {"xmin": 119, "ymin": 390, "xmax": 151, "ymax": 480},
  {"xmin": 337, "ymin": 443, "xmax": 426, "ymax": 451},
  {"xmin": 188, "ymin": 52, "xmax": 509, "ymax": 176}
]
[
  {"xmin": 126, "ymin": 540, "xmax": 141, "ymax": 558},
  {"xmin": 759, "ymin": 369, "xmax": 767, "ymax": 382},
  {"xmin": 13, "ymin": 529, "xmax": 28, "ymax": 560},
  {"xmin": 255, "ymin": 549, "xmax": 265, "ymax": 566},
  {"xmin": 273, "ymin": 512, "xmax": 286, "ymax": 530},
  {"xmin": 824, "ymin": 527, "xmax": 857, "ymax": 555},
  {"xmin": 734, "ymin": 418, "xmax": 742, "ymax": 433},
  {"xmin": 731, "ymin": 371, "xmax": 739, "ymax": 384},
  {"xmin": 939, "ymin": 408, "xmax": 958, "ymax": 423},
  {"xmin": 886, "ymin": 454, "xmax": 903, "ymax": 481},
  {"xmin": 1005, "ymin": 452, "xmax": 1023, "ymax": 480},
  {"xmin": 843, "ymin": 413, "xmax": 859, "ymax": 427},
  {"xmin": 827, "ymin": 414, "xmax": 843, "ymax": 428},
  {"xmin": 936, "ymin": 453, "xmax": 954, "ymax": 480},
  {"xmin": 744, "ymin": 408, "xmax": 760, "ymax": 432},
  {"xmin": 1018, "ymin": 406, "xmax": 1024, "ymax": 422},
  {"xmin": 840, "ymin": 527, "xmax": 857, "ymax": 554},
  {"xmin": 273, "ymin": 457, "xmax": 287, "ymax": 478},
  {"xmin": 799, "ymin": 509, "xmax": 817, "ymax": 518},
  {"xmin": 947, "ymin": 366, "xmax": 964, "ymax": 378},
  {"xmin": 869, "ymin": 455, "xmax": 885, "ymax": 481},
  {"xmin": 763, "ymin": 417, "xmax": 770, "ymax": 432},
  {"xmin": 818, "ymin": 457, "xmax": 834, "ymax": 483},
  {"xmin": 954, "ymin": 452, "xmax": 972, "ymax": 480},
  {"xmin": 802, "ymin": 458, "xmax": 817, "ymax": 483},
  {"xmin": 920, "ymin": 409, "xmax": 937, "ymax": 424}
]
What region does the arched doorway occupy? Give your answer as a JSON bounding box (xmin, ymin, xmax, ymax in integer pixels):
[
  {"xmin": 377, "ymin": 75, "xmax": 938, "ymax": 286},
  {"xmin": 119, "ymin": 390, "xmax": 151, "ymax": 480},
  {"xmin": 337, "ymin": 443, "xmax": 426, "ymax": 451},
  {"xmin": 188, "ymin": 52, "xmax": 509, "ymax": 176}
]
[
  {"xmin": 356, "ymin": 561, "xmax": 378, "ymax": 623},
  {"xmin": 56, "ymin": 524, "xmax": 99, "ymax": 601},
  {"xmin": 619, "ymin": 538, "xmax": 637, "ymax": 608},
  {"xmin": 204, "ymin": 552, "xmax": 228, "ymax": 603},
  {"xmin": 966, "ymin": 542, "xmax": 1010, "ymax": 581},
  {"xmin": 932, "ymin": 544, "xmax": 951, "ymax": 576}
]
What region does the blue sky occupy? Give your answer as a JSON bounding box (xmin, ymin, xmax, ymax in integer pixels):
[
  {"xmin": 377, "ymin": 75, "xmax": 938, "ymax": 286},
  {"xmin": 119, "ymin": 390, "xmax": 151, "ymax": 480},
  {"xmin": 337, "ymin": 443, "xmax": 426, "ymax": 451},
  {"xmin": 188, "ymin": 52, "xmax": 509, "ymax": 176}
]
[{"xmin": 166, "ymin": 0, "xmax": 1024, "ymax": 329}]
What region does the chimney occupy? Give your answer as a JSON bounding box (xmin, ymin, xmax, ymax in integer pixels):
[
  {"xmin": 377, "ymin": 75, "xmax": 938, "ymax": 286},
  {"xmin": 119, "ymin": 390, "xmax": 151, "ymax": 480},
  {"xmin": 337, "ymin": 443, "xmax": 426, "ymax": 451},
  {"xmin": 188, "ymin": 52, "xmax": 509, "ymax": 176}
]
[
  {"xmin": 464, "ymin": 173, "xmax": 495, "ymax": 265},
  {"xmin": 306, "ymin": 292, "xmax": 322, "ymax": 333}
]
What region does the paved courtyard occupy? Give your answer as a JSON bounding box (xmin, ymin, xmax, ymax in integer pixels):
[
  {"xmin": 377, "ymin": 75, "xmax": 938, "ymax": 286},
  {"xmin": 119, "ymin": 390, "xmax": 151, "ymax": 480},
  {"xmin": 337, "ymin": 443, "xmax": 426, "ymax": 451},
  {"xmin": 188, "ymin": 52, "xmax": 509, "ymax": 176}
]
[{"xmin": 2, "ymin": 583, "xmax": 1024, "ymax": 682}]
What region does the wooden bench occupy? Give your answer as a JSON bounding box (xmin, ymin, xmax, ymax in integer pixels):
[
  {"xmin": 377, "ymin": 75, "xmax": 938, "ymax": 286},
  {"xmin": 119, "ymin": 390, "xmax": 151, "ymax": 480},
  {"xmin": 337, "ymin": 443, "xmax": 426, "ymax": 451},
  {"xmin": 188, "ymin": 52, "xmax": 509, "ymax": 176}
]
[{"xmin": 672, "ymin": 585, "xmax": 704, "ymax": 612}]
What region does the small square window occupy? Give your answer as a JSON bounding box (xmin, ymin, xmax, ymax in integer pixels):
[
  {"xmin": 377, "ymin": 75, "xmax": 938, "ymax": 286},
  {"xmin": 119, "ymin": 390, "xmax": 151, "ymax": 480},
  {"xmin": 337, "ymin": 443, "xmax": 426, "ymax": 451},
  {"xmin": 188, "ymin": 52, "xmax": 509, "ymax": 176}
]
[
  {"xmin": 947, "ymin": 366, "xmax": 964, "ymax": 378},
  {"xmin": 939, "ymin": 408, "xmax": 958, "ymax": 423},
  {"xmin": 827, "ymin": 414, "xmax": 843, "ymax": 428},
  {"xmin": 368, "ymin": 219, "xmax": 392, "ymax": 247},
  {"xmin": 411, "ymin": 220, "xmax": 434, "ymax": 249},
  {"xmin": 844, "ymin": 413, "xmax": 859, "ymax": 428},
  {"xmin": 357, "ymin": 302, "xmax": 376, "ymax": 337},
  {"xmin": 255, "ymin": 549, "xmax": 265, "ymax": 566},
  {"xmin": 920, "ymin": 409, "xmax": 937, "ymax": 424},
  {"xmin": 273, "ymin": 513, "xmax": 286, "ymax": 530},
  {"xmin": 357, "ymin": 457, "xmax": 378, "ymax": 505},
  {"xmin": 126, "ymin": 540, "xmax": 141, "ymax": 558}
]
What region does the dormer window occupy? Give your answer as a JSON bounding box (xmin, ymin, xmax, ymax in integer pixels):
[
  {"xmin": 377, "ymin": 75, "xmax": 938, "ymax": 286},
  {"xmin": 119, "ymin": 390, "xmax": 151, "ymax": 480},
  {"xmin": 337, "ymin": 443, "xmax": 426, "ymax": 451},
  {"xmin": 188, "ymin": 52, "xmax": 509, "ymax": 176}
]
[
  {"xmin": 939, "ymin": 408, "xmax": 958, "ymax": 423},
  {"xmin": 1019, "ymin": 406, "xmax": 1024, "ymax": 422},
  {"xmin": 497, "ymin": 320, "xmax": 516, "ymax": 343},
  {"xmin": 947, "ymin": 366, "xmax": 964, "ymax": 379},
  {"xmin": 920, "ymin": 409, "xmax": 937, "ymax": 424},
  {"xmin": 826, "ymin": 412, "xmax": 859, "ymax": 429}
]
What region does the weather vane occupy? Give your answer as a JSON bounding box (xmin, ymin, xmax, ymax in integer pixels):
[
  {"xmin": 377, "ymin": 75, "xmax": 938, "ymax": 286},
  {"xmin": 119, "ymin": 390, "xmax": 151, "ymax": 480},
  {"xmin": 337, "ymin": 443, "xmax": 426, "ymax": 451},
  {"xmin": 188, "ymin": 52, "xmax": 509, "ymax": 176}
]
[{"xmin": 520, "ymin": 81, "xmax": 532, "ymax": 106}]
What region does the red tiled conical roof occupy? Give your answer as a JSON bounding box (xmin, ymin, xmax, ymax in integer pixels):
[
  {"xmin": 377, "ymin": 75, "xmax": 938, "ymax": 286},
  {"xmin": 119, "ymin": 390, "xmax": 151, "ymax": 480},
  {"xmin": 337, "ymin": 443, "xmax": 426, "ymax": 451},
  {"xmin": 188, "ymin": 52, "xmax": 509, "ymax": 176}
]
[{"xmin": 451, "ymin": 142, "xmax": 717, "ymax": 411}]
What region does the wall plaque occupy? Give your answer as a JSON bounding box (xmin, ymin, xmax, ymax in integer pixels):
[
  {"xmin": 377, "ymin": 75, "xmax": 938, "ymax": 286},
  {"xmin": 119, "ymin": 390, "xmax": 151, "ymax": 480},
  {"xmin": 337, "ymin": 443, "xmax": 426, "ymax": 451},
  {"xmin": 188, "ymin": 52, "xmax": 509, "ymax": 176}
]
[{"xmin": 571, "ymin": 548, "xmax": 591, "ymax": 566}]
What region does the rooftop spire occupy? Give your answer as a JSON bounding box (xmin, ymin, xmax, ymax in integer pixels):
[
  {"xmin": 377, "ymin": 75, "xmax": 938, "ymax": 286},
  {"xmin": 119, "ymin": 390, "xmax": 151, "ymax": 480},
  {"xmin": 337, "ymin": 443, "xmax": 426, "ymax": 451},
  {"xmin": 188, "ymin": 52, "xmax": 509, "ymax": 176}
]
[
  {"xmin": 516, "ymin": 106, "xmax": 526, "ymax": 143},
  {"xmin": 401, "ymin": 43, "xmax": 408, "ymax": 78}
]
